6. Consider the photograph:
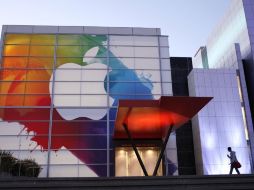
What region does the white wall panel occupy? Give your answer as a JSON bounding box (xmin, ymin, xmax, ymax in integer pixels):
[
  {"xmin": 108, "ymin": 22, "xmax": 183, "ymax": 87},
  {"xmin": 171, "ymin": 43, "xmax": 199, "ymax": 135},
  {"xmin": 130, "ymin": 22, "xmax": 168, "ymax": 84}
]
[{"xmin": 188, "ymin": 68, "xmax": 251, "ymax": 175}]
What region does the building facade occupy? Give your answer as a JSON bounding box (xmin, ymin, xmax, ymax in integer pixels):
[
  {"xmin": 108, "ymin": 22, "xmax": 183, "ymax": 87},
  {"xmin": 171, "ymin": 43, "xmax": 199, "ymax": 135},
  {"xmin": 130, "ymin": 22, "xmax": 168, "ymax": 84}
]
[
  {"xmin": 188, "ymin": 68, "xmax": 251, "ymax": 174},
  {"xmin": 0, "ymin": 25, "xmax": 177, "ymax": 177},
  {"xmin": 2, "ymin": 1, "xmax": 254, "ymax": 178},
  {"xmin": 170, "ymin": 57, "xmax": 196, "ymax": 175},
  {"xmin": 193, "ymin": 0, "xmax": 254, "ymax": 174}
]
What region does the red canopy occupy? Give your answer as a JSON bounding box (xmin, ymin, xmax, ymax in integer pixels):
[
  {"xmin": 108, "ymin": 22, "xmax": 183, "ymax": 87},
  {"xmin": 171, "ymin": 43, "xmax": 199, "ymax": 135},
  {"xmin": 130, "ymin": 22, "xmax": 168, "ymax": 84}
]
[{"xmin": 114, "ymin": 96, "xmax": 212, "ymax": 139}]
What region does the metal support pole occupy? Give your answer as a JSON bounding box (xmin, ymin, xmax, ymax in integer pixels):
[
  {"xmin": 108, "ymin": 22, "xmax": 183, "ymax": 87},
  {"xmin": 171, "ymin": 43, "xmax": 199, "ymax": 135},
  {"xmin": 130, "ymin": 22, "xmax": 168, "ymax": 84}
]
[
  {"xmin": 153, "ymin": 124, "xmax": 173, "ymax": 176},
  {"xmin": 123, "ymin": 123, "xmax": 149, "ymax": 176}
]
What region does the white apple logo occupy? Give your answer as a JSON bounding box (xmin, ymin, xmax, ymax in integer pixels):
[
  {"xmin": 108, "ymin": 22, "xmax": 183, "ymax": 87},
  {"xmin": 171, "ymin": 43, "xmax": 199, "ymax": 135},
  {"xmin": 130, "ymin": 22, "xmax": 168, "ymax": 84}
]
[{"xmin": 49, "ymin": 47, "xmax": 114, "ymax": 120}]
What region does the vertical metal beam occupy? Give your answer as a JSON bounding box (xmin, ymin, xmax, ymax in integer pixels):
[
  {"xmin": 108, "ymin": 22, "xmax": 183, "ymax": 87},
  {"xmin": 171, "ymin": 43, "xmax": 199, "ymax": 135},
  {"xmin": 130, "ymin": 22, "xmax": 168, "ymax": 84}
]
[
  {"xmin": 46, "ymin": 33, "xmax": 58, "ymax": 177},
  {"xmin": 0, "ymin": 26, "xmax": 7, "ymax": 69},
  {"xmin": 153, "ymin": 124, "xmax": 173, "ymax": 176},
  {"xmin": 106, "ymin": 34, "xmax": 110, "ymax": 177},
  {"xmin": 122, "ymin": 123, "xmax": 148, "ymax": 176}
]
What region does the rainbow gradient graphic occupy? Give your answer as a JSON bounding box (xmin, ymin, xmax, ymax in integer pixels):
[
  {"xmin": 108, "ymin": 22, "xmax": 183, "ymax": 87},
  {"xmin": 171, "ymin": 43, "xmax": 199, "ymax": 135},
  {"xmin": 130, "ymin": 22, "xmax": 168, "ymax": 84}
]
[{"xmin": 0, "ymin": 34, "xmax": 156, "ymax": 176}]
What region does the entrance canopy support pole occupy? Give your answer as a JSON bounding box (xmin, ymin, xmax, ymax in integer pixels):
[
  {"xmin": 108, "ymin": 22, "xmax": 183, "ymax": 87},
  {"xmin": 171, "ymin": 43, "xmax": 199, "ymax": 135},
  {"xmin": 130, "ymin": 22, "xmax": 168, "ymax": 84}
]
[
  {"xmin": 123, "ymin": 123, "xmax": 149, "ymax": 176},
  {"xmin": 152, "ymin": 124, "xmax": 173, "ymax": 176}
]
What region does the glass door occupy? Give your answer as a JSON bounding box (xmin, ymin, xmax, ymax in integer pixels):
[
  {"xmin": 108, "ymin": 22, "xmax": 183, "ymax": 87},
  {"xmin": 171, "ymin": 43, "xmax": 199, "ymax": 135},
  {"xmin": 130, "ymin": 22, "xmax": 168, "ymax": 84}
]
[{"xmin": 115, "ymin": 147, "xmax": 163, "ymax": 176}]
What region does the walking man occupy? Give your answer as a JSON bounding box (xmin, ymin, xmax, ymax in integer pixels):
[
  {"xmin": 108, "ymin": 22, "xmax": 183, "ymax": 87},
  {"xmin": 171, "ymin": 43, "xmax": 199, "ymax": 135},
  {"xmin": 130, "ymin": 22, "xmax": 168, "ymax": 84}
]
[{"xmin": 227, "ymin": 147, "xmax": 240, "ymax": 175}]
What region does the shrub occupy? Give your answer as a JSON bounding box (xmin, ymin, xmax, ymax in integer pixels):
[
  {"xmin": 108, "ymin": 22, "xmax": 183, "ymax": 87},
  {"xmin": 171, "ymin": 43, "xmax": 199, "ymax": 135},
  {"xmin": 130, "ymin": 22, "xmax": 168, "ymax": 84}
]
[
  {"xmin": 0, "ymin": 150, "xmax": 17, "ymax": 174},
  {"xmin": 12, "ymin": 159, "xmax": 41, "ymax": 177},
  {"xmin": 0, "ymin": 150, "xmax": 41, "ymax": 177}
]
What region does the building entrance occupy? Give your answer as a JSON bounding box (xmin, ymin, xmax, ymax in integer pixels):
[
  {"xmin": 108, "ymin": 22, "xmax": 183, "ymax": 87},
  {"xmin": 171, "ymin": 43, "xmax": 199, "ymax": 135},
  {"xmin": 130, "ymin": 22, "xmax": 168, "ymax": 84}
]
[{"xmin": 115, "ymin": 147, "xmax": 163, "ymax": 176}]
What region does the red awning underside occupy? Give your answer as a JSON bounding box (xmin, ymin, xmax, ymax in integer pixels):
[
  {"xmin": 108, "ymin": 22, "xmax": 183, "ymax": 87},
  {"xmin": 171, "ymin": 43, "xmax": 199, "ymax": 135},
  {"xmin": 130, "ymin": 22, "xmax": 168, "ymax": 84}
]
[{"xmin": 114, "ymin": 96, "xmax": 212, "ymax": 139}]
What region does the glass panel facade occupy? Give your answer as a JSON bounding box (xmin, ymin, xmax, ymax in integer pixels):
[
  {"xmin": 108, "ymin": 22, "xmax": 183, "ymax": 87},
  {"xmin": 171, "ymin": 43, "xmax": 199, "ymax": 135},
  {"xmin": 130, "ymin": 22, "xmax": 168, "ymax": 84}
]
[
  {"xmin": 0, "ymin": 32, "xmax": 172, "ymax": 177},
  {"xmin": 115, "ymin": 147, "xmax": 163, "ymax": 176}
]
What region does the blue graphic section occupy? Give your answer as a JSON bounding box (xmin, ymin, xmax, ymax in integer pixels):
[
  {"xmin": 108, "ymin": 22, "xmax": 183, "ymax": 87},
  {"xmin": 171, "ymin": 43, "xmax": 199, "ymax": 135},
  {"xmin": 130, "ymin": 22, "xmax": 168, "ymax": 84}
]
[
  {"xmin": 98, "ymin": 50, "xmax": 154, "ymax": 105},
  {"xmin": 107, "ymin": 53, "xmax": 153, "ymax": 107}
]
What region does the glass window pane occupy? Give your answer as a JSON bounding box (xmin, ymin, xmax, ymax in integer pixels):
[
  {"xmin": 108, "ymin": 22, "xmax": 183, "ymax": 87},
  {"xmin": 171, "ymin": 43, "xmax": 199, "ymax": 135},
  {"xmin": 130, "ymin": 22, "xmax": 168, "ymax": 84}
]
[
  {"xmin": 18, "ymin": 150, "xmax": 48, "ymax": 165},
  {"xmin": 57, "ymin": 45, "xmax": 107, "ymax": 58},
  {"xmin": 79, "ymin": 165, "xmax": 107, "ymax": 177},
  {"xmin": 54, "ymin": 82, "xmax": 81, "ymax": 94},
  {"xmin": 52, "ymin": 107, "xmax": 108, "ymax": 121},
  {"xmin": 57, "ymin": 46, "xmax": 107, "ymax": 59},
  {"xmin": 2, "ymin": 57, "xmax": 28, "ymax": 68},
  {"xmin": 0, "ymin": 81, "xmax": 25, "ymax": 94},
  {"xmin": 54, "ymin": 69, "xmax": 81, "ymax": 81},
  {"xmin": 109, "ymin": 35, "xmax": 133, "ymax": 46},
  {"xmin": 134, "ymin": 47, "xmax": 159, "ymax": 58},
  {"xmin": 151, "ymin": 83, "xmax": 162, "ymax": 95},
  {"xmin": 109, "ymin": 82, "xmax": 135, "ymax": 93},
  {"xmin": 31, "ymin": 34, "xmax": 56, "ymax": 45},
  {"xmin": 159, "ymin": 36, "xmax": 169, "ymax": 47},
  {"xmin": 161, "ymin": 71, "xmax": 171, "ymax": 82},
  {"xmin": 56, "ymin": 58, "xmax": 83, "ymax": 68},
  {"xmin": 162, "ymin": 82, "xmax": 172, "ymax": 95},
  {"xmin": 23, "ymin": 95, "xmax": 51, "ymax": 106},
  {"xmin": 81, "ymin": 82, "xmax": 107, "ymax": 94},
  {"xmin": 82, "ymin": 69, "xmax": 107, "ymax": 81},
  {"xmin": 78, "ymin": 150, "xmax": 107, "ymax": 164},
  {"xmin": 108, "ymin": 71, "xmax": 158, "ymax": 82},
  {"xmin": 53, "ymin": 95, "xmax": 81, "ymax": 107},
  {"xmin": 81, "ymin": 95, "xmax": 108, "ymax": 107},
  {"xmin": 50, "ymin": 136, "xmax": 107, "ymax": 149},
  {"xmin": 109, "ymin": 121, "xmax": 115, "ymax": 135},
  {"xmin": 49, "ymin": 165, "xmax": 78, "ymax": 177},
  {"xmin": 0, "ymin": 136, "xmax": 48, "ymax": 150},
  {"xmin": 58, "ymin": 35, "xmax": 107, "ymax": 46},
  {"xmin": 0, "ymin": 82, "xmax": 49, "ymax": 95},
  {"xmin": 107, "ymin": 70, "xmax": 128, "ymax": 82},
  {"xmin": 5, "ymin": 34, "xmax": 31, "ymax": 44},
  {"xmin": 28, "ymin": 57, "xmax": 54, "ymax": 69},
  {"xmin": 109, "ymin": 58, "xmax": 134, "ymax": 69},
  {"xmin": 109, "ymin": 108, "xmax": 117, "ymax": 121},
  {"xmin": 135, "ymin": 58, "xmax": 160, "ymax": 69},
  {"xmin": 109, "ymin": 95, "xmax": 153, "ymax": 107},
  {"xmin": 1, "ymin": 94, "xmax": 50, "ymax": 106},
  {"xmin": 57, "ymin": 46, "xmax": 83, "ymax": 57},
  {"xmin": 135, "ymin": 70, "xmax": 161, "ymax": 82},
  {"xmin": 30, "ymin": 46, "xmax": 54, "ymax": 57},
  {"xmin": 134, "ymin": 36, "xmax": 158, "ymax": 46},
  {"xmin": 3, "ymin": 45, "xmax": 30, "ymax": 56},
  {"xmin": 52, "ymin": 120, "xmax": 107, "ymax": 133},
  {"xmin": 48, "ymin": 164, "xmax": 106, "ymax": 177},
  {"xmin": 0, "ymin": 108, "xmax": 51, "ymax": 121},
  {"xmin": 109, "ymin": 82, "xmax": 155, "ymax": 94},
  {"xmin": 26, "ymin": 70, "xmax": 52, "ymax": 81},
  {"xmin": 0, "ymin": 121, "xmax": 49, "ymax": 136},
  {"xmin": 161, "ymin": 59, "xmax": 171, "ymax": 70},
  {"xmin": 160, "ymin": 47, "xmax": 170, "ymax": 58},
  {"xmin": 84, "ymin": 46, "xmax": 107, "ymax": 59},
  {"xmin": 25, "ymin": 81, "xmax": 51, "ymax": 94},
  {"xmin": 109, "ymin": 46, "xmax": 134, "ymax": 57},
  {"xmin": 58, "ymin": 35, "xmax": 83, "ymax": 45},
  {"xmin": 50, "ymin": 150, "xmax": 78, "ymax": 164},
  {"xmin": 0, "ymin": 69, "xmax": 27, "ymax": 81}
]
